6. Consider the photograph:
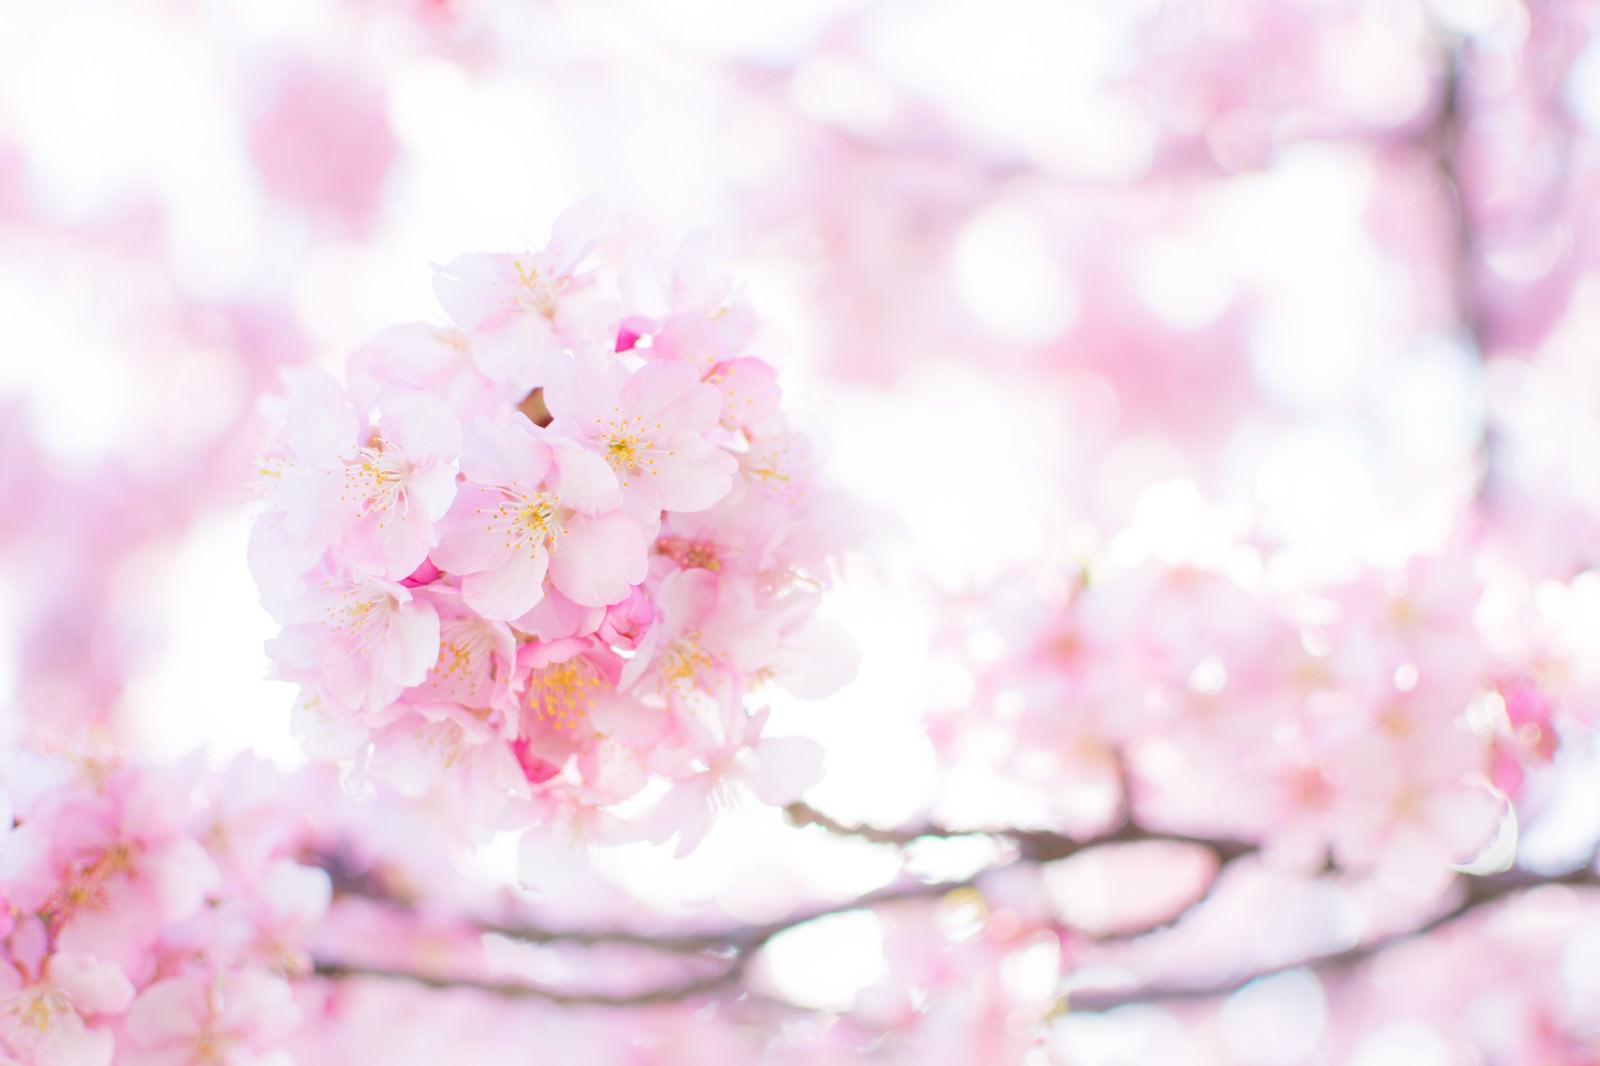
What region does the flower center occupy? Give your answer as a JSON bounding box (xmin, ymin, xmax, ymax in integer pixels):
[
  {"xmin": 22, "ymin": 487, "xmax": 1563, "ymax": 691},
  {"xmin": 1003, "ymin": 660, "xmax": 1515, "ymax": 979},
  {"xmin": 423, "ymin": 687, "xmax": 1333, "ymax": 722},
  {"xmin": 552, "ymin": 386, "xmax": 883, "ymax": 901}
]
[
  {"xmin": 528, "ymin": 658, "xmax": 605, "ymax": 731},
  {"xmin": 662, "ymin": 633, "xmax": 713, "ymax": 690},
  {"xmin": 657, "ymin": 537, "xmax": 722, "ymax": 572},
  {"xmin": 324, "ymin": 585, "xmax": 392, "ymax": 649},
  {"xmin": 513, "ymin": 261, "xmax": 560, "ymax": 320},
  {"xmin": 343, "ymin": 441, "xmax": 409, "ymax": 519},
  {"xmin": 593, "ymin": 413, "xmax": 666, "ymax": 486},
  {"xmin": 483, "ymin": 489, "xmax": 566, "ymax": 554}
]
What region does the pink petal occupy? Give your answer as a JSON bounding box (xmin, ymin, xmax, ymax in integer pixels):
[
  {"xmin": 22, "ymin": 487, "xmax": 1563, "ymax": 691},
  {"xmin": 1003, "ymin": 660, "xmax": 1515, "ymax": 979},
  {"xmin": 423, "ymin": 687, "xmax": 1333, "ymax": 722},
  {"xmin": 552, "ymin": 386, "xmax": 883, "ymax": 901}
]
[
  {"xmin": 274, "ymin": 367, "xmax": 358, "ymax": 464},
  {"xmin": 551, "ymin": 439, "xmax": 622, "ymax": 515},
  {"xmin": 382, "ymin": 598, "xmax": 441, "ymax": 687},
  {"xmin": 711, "ymin": 358, "xmax": 781, "ymax": 427},
  {"xmin": 542, "ymin": 351, "xmax": 624, "ymax": 426},
  {"xmin": 463, "ymin": 546, "xmax": 550, "ymax": 620},
  {"xmin": 37, "ymin": 1025, "xmax": 114, "ymax": 1066},
  {"xmin": 46, "ymin": 953, "xmax": 134, "ymax": 1016},
  {"xmin": 432, "ymin": 253, "xmax": 512, "ymax": 330},
  {"xmin": 619, "ymin": 360, "xmax": 709, "ymax": 427},
  {"xmin": 651, "ymin": 434, "xmax": 736, "ymax": 513},
  {"xmin": 149, "ymin": 837, "xmax": 221, "ymax": 923},
  {"xmin": 290, "ymin": 688, "xmax": 369, "ymax": 760},
  {"xmin": 743, "ymin": 736, "xmax": 825, "ymax": 806},
  {"xmin": 648, "ymin": 776, "xmax": 715, "ymax": 857},
  {"xmin": 259, "ymin": 860, "xmax": 333, "ymax": 924},
  {"xmin": 408, "ymin": 461, "xmax": 459, "ymax": 524},
  {"xmin": 274, "ymin": 463, "xmax": 343, "ymax": 541},
  {"xmin": 126, "ymin": 977, "xmax": 208, "ymax": 1048},
  {"xmin": 471, "ymin": 315, "xmax": 566, "ymax": 390},
  {"xmin": 375, "ymin": 383, "xmax": 460, "ymax": 461},
  {"xmin": 346, "ymin": 322, "xmax": 461, "ymax": 407},
  {"xmin": 587, "ymin": 693, "xmax": 667, "ymax": 748},
  {"xmin": 213, "ymin": 970, "xmax": 299, "ymax": 1042},
  {"xmin": 772, "ymin": 617, "xmax": 860, "ymax": 700},
  {"xmin": 459, "ymin": 417, "xmax": 551, "ymax": 488},
  {"xmin": 511, "ymin": 589, "xmax": 601, "ymax": 641},
  {"xmin": 656, "ymin": 568, "xmax": 719, "ymax": 636},
  {"xmin": 545, "ymin": 193, "xmax": 608, "ymax": 276},
  {"xmin": 433, "ymin": 486, "xmax": 517, "ymax": 576},
  {"xmin": 548, "ymin": 514, "xmax": 647, "ymax": 608},
  {"xmin": 347, "ymin": 506, "xmax": 428, "ymax": 579}
]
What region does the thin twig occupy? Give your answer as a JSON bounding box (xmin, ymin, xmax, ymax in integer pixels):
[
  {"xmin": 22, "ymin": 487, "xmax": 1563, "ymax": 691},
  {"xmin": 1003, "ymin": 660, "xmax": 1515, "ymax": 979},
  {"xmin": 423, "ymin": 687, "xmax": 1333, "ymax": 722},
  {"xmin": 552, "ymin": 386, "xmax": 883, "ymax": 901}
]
[
  {"xmin": 1063, "ymin": 864, "xmax": 1600, "ymax": 1012},
  {"xmin": 312, "ymin": 866, "xmax": 1010, "ymax": 1006},
  {"xmin": 783, "ymin": 801, "xmax": 1257, "ymax": 865},
  {"xmin": 311, "ymin": 956, "xmax": 750, "ymax": 1008}
]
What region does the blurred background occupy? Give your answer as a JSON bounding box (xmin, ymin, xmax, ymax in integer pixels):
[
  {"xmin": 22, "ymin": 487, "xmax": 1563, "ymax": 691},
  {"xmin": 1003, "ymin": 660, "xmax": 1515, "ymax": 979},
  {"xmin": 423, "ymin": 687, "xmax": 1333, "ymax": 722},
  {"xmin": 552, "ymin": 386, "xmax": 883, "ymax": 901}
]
[{"xmin": 2, "ymin": 0, "xmax": 1599, "ymax": 1059}]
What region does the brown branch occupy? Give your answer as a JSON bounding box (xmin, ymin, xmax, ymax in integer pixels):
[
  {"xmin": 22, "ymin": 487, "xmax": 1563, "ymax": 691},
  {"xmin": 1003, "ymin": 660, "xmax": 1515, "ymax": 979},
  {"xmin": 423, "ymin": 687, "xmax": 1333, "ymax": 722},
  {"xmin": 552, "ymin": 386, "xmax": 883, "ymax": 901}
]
[
  {"xmin": 1427, "ymin": 31, "xmax": 1506, "ymax": 511},
  {"xmin": 480, "ymin": 867, "xmax": 1007, "ymax": 952},
  {"xmin": 311, "ymin": 864, "xmax": 1014, "ymax": 1006},
  {"xmin": 1062, "ymin": 863, "xmax": 1600, "ymax": 1012},
  {"xmin": 311, "ymin": 800, "xmax": 1599, "ymax": 1013},
  {"xmin": 313, "ymin": 863, "xmax": 1600, "ymax": 1010},
  {"xmin": 313, "ymin": 799, "xmax": 1259, "ymax": 967},
  {"xmin": 782, "ymin": 800, "xmax": 1257, "ymax": 865},
  {"xmin": 1434, "ymin": 36, "xmax": 1486, "ymax": 354},
  {"xmin": 311, "ymin": 955, "xmax": 751, "ymax": 1008}
]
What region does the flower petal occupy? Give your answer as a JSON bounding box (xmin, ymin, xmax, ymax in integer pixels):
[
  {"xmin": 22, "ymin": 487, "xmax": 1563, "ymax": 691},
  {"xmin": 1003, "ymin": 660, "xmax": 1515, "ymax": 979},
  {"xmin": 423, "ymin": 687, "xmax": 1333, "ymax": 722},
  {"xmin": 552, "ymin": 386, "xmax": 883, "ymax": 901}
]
[
  {"xmin": 548, "ymin": 514, "xmax": 647, "ymax": 608},
  {"xmin": 463, "ymin": 546, "xmax": 550, "ymax": 621}
]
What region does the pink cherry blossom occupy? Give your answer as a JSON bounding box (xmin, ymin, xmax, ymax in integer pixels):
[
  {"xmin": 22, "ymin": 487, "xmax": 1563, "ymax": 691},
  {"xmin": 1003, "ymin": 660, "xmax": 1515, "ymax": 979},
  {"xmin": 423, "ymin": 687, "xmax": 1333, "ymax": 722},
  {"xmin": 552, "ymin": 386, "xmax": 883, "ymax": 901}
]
[
  {"xmin": 124, "ymin": 969, "xmax": 299, "ymax": 1066},
  {"xmin": 345, "ymin": 324, "xmax": 507, "ymax": 425},
  {"xmin": 544, "ymin": 354, "xmax": 737, "ymax": 525},
  {"xmin": 0, "ymin": 932, "xmax": 132, "ymax": 1066},
  {"xmin": 647, "ymin": 706, "xmax": 824, "ymax": 856},
  {"xmin": 432, "ymin": 417, "xmax": 647, "ymax": 620},
  {"xmin": 405, "ymin": 584, "xmax": 520, "ymax": 717},
  {"xmin": 266, "ymin": 563, "xmax": 440, "ymax": 712},
  {"xmin": 11, "ymin": 4, "xmax": 1600, "ymax": 1063},
  {"xmin": 432, "ymin": 197, "xmax": 617, "ymax": 390},
  {"xmin": 264, "ymin": 376, "xmax": 460, "ymax": 581}
]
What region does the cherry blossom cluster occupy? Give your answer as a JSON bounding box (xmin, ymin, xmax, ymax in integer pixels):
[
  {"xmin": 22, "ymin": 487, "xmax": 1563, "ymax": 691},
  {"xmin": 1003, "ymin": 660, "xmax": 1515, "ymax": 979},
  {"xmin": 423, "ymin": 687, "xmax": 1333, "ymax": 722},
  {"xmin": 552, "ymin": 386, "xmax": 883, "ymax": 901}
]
[
  {"xmin": 252, "ymin": 203, "xmax": 854, "ymax": 851},
  {"xmin": 935, "ymin": 534, "xmax": 1599, "ymax": 896},
  {"xmin": 0, "ymin": 754, "xmax": 323, "ymax": 1066}
]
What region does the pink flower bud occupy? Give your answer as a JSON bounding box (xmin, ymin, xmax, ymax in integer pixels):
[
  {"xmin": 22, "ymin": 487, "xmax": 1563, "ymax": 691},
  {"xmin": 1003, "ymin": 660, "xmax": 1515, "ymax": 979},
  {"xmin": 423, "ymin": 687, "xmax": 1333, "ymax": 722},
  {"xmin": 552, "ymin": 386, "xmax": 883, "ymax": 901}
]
[
  {"xmin": 401, "ymin": 558, "xmax": 442, "ymax": 588},
  {"xmin": 598, "ymin": 587, "xmax": 655, "ymax": 649}
]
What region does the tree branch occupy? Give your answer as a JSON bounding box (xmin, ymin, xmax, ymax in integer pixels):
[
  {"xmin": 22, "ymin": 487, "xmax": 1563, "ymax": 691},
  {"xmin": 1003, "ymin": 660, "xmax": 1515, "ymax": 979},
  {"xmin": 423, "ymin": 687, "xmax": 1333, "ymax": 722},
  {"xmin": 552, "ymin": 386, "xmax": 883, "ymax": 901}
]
[
  {"xmin": 782, "ymin": 801, "xmax": 1257, "ymax": 865},
  {"xmin": 1435, "ymin": 36, "xmax": 1486, "ymax": 354},
  {"xmin": 311, "ymin": 863, "xmax": 1013, "ymax": 1006},
  {"xmin": 1062, "ymin": 863, "xmax": 1600, "ymax": 1012},
  {"xmin": 480, "ymin": 866, "xmax": 1007, "ymax": 952},
  {"xmin": 311, "ymin": 795, "xmax": 1600, "ymax": 1014},
  {"xmin": 311, "ymin": 955, "xmax": 752, "ymax": 1008}
]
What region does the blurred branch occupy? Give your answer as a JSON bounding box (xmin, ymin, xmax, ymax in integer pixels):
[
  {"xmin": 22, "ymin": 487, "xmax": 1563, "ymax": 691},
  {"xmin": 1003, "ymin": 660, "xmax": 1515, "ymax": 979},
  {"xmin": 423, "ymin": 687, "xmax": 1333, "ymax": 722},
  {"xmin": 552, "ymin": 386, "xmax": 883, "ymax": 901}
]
[
  {"xmin": 1062, "ymin": 862, "xmax": 1600, "ymax": 1012},
  {"xmin": 1430, "ymin": 32, "xmax": 1505, "ymax": 507},
  {"xmin": 311, "ymin": 865, "xmax": 1005, "ymax": 1006},
  {"xmin": 783, "ymin": 799, "xmax": 1260, "ymax": 942},
  {"xmin": 312, "ymin": 816, "xmax": 1597, "ymax": 1011},
  {"xmin": 1435, "ymin": 38, "xmax": 1487, "ymax": 353},
  {"xmin": 311, "ymin": 955, "xmax": 752, "ymax": 1008},
  {"xmin": 783, "ymin": 800, "xmax": 1256, "ymax": 865},
  {"xmin": 483, "ymin": 868, "xmax": 1006, "ymax": 952},
  {"xmin": 308, "ymin": 791, "xmax": 1261, "ymax": 1008}
]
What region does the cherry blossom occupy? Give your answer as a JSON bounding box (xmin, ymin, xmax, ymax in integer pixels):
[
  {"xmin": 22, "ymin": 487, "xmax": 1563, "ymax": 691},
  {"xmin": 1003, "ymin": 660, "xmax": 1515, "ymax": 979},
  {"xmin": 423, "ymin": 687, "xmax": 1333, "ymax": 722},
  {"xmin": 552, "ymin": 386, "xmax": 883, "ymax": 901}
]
[
  {"xmin": 432, "ymin": 197, "xmax": 617, "ymax": 391},
  {"xmin": 124, "ymin": 969, "xmax": 299, "ymax": 1066},
  {"xmin": 544, "ymin": 354, "xmax": 737, "ymax": 526},
  {"xmin": 7, "ymin": 3, "xmax": 1600, "ymax": 1061},
  {"xmin": 432, "ymin": 417, "xmax": 646, "ymax": 620}
]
